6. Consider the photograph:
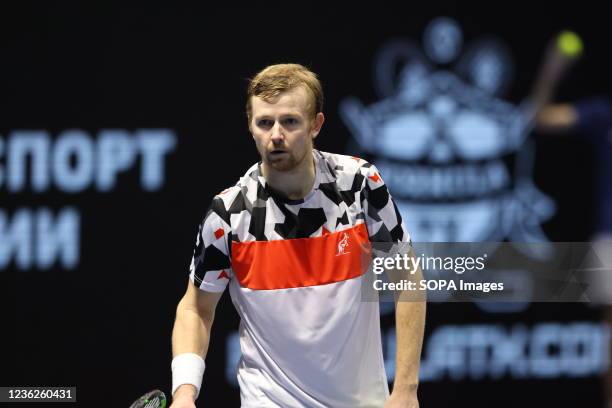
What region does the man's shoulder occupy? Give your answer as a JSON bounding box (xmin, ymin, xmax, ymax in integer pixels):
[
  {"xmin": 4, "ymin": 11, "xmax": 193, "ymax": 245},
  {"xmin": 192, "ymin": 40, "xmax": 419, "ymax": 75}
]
[
  {"xmin": 318, "ymin": 150, "xmax": 371, "ymax": 170},
  {"xmin": 209, "ymin": 161, "xmax": 259, "ymax": 211},
  {"xmin": 317, "ymin": 150, "xmax": 378, "ymax": 187}
]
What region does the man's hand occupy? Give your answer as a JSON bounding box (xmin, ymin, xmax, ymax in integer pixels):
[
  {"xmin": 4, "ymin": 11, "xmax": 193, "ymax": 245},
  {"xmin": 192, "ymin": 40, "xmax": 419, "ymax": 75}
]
[
  {"xmin": 384, "ymin": 390, "xmax": 419, "ymax": 408},
  {"xmin": 169, "ymin": 395, "xmax": 195, "ymax": 408},
  {"xmin": 169, "ymin": 385, "xmax": 196, "ymax": 408}
]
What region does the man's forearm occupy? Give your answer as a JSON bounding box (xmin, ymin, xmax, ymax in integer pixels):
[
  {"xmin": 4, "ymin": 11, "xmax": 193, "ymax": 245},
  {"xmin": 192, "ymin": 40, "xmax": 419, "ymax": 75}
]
[
  {"xmin": 390, "ymin": 256, "xmax": 426, "ymax": 398},
  {"xmin": 392, "ymin": 297, "xmax": 426, "ymax": 395},
  {"xmin": 170, "ymin": 300, "xmax": 214, "ymax": 401},
  {"xmin": 172, "ymin": 299, "xmax": 214, "ymax": 357},
  {"xmin": 170, "ymin": 285, "xmax": 222, "ymax": 404}
]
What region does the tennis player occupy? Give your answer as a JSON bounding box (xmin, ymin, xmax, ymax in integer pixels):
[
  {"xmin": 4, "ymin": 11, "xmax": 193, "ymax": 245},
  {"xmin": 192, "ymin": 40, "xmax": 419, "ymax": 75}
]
[{"xmin": 169, "ymin": 64, "xmax": 426, "ymax": 408}]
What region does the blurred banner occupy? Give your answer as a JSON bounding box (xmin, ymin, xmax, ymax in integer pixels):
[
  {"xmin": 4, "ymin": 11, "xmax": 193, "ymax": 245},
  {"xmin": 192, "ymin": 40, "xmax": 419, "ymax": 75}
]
[{"xmin": 2, "ymin": 5, "xmax": 610, "ymax": 407}]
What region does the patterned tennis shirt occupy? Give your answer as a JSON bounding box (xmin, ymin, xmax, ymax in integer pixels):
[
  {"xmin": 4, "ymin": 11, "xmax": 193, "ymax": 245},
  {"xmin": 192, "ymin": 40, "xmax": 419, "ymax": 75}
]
[{"xmin": 189, "ymin": 149, "xmax": 410, "ymax": 407}]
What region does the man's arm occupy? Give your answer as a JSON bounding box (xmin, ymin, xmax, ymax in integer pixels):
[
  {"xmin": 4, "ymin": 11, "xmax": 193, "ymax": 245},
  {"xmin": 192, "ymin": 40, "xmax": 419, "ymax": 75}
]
[
  {"xmin": 359, "ymin": 161, "xmax": 426, "ymax": 407},
  {"xmin": 170, "ymin": 281, "xmax": 223, "ymax": 406},
  {"xmin": 385, "ymin": 249, "xmax": 426, "ymax": 408},
  {"xmin": 536, "ymin": 104, "xmax": 579, "ymax": 133},
  {"xmin": 529, "ymin": 32, "xmax": 580, "ymax": 121}
]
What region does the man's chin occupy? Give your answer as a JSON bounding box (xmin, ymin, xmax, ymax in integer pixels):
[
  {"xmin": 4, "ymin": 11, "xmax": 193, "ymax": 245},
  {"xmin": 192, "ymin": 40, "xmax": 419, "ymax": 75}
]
[
  {"xmin": 268, "ymin": 160, "xmax": 296, "ymax": 172},
  {"xmin": 265, "ymin": 154, "xmax": 297, "ymax": 172}
]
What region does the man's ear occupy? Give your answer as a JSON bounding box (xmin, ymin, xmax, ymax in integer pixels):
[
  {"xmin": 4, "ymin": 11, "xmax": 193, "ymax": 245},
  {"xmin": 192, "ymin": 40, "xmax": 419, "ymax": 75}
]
[{"xmin": 311, "ymin": 112, "xmax": 325, "ymax": 139}]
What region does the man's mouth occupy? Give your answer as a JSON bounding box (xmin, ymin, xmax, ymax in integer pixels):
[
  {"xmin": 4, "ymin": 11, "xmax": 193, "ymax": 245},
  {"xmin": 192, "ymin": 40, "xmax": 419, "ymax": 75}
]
[{"xmin": 270, "ymin": 150, "xmax": 287, "ymax": 155}]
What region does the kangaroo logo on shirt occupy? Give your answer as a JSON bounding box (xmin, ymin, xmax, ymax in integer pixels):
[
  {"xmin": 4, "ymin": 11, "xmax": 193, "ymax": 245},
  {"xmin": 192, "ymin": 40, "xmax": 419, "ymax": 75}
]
[{"xmin": 336, "ymin": 233, "xmax": 350, "ymax": 256}]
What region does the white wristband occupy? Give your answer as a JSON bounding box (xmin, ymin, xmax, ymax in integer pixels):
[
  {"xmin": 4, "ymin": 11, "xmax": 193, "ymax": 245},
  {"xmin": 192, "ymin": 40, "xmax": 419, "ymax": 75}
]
[{"xmin": 171, "ymin": 353, "xmax": 205, "ymax": 399}]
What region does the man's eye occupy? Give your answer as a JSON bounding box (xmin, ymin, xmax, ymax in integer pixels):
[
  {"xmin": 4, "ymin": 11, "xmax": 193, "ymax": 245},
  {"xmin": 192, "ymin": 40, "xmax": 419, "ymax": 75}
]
[
  {"xmin": 258, "ymin": 119, "xmax": 273, "ymax": 127},
  {"xmin": 283, "ymin": 118, "xmax": 298, "ymax": 125}
]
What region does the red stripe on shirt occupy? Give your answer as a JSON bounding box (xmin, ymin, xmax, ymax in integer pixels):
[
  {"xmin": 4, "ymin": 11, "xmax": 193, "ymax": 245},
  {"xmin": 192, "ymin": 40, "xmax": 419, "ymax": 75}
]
[{"xmin": 231, "ymin": 223, "xmax": 371, "ymax": 290}]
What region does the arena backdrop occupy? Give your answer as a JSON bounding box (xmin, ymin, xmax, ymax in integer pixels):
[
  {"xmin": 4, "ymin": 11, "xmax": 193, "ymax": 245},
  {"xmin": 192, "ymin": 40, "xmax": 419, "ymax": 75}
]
[{"xmin": 2, "ymin": 3, "xmax": 611, "ymax": 407}]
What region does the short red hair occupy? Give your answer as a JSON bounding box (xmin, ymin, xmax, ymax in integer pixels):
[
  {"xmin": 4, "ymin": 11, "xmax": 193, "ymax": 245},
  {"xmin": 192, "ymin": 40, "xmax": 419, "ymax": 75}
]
[{"xmin": 246, "ymin": 64, "xmax": 324, "ymax": 123}]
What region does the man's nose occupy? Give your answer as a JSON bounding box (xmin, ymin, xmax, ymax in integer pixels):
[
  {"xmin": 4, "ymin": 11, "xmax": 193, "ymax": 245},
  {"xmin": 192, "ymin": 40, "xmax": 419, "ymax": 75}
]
[{"xmin": 270, "ymin": 122, "xmax": 284, "ymax": 143}]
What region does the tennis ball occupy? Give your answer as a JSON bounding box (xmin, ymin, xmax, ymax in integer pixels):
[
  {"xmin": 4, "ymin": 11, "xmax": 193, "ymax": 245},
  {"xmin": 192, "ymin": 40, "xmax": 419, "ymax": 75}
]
[{"xmin": 557, "ymin": 31, "xmax": 583, "ymax": 57}]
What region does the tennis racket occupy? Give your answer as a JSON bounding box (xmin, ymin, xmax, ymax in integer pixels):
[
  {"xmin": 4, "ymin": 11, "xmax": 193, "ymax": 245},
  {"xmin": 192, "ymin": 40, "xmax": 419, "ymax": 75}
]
[{"xmin": 129, "ymin": 389, "xmax": 167, "ymax": 408}]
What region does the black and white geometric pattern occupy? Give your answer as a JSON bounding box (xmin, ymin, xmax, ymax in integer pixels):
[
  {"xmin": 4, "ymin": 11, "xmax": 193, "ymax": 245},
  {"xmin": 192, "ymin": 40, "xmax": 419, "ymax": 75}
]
[{"xmin": 189, "ymin": 149, "xmax": 411, "ymax": 292}]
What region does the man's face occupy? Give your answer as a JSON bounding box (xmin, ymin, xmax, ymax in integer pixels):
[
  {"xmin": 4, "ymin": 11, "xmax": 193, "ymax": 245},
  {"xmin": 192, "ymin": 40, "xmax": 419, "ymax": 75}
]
[{"xmin": 249, "ymin": 86, "xmax": 324, "ymax": 172}]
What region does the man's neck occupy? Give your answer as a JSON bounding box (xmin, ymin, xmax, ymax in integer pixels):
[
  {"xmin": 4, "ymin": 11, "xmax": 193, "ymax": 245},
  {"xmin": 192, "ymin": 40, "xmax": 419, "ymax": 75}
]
[{"xmin": 261, "ymin": 150, "xmax": 316, "ymax": 200}]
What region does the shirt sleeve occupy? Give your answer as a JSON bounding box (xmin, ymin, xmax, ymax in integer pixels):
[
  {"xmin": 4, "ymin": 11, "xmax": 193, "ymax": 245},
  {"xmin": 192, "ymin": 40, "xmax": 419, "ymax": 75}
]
[
  {"xmin": 360, "ymin": 163, "xmax": 412, "ymax": 245},
  {"xmin": 188, "ymin": 196, "xmax": 233, "ymax": 293}
]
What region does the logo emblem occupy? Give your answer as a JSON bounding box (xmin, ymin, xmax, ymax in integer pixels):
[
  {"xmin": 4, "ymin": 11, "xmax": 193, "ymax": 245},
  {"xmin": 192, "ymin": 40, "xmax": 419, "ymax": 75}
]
[{"xmin": 336, "ymin": 233, "xmax": 350, "ymax": 256}]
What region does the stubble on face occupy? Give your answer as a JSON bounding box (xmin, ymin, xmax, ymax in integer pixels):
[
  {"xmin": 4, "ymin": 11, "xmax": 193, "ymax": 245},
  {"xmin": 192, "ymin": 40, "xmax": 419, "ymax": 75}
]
[{"xmin": 264, "ymin": 136, "xmax": 312, "ymax": 172}]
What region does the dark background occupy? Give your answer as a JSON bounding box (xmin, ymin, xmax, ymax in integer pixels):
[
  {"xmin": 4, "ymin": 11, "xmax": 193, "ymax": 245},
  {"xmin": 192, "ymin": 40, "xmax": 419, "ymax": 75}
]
[{"xmin": 2, "ymin": 3, "xmax": 610, "ymax": 407}]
